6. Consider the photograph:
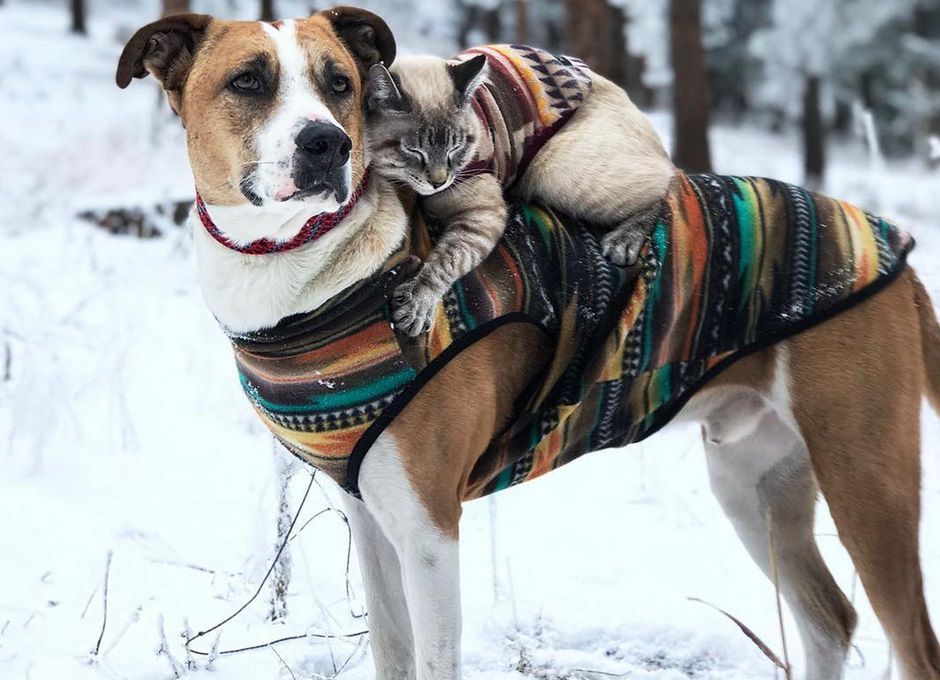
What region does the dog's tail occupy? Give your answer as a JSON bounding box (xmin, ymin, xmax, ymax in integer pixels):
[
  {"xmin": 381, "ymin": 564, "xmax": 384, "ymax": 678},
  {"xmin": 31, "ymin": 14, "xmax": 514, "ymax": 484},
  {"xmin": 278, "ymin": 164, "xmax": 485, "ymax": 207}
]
[{"xmin": 913, "ymin": 274, "xmax": 940, "ymax": 413}]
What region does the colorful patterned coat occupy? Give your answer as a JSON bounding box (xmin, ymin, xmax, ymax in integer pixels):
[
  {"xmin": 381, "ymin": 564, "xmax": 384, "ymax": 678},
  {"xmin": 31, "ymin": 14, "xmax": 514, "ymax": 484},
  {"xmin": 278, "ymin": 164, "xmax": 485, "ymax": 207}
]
[
  {"xmin": 458, "ymin": 44, "xmax": 593, "ymax": 187},
  {"xmin": 229, "ymin": 173, "xmax": 913, "ymax": 497}
]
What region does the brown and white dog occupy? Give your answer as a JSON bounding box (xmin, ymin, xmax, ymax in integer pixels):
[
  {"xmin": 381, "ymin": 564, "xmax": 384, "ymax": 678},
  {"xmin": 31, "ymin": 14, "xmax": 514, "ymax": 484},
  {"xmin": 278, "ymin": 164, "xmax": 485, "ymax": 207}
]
[{"xmin": 117, "ymin": 8, "xmax": 940, "ymax": 680}]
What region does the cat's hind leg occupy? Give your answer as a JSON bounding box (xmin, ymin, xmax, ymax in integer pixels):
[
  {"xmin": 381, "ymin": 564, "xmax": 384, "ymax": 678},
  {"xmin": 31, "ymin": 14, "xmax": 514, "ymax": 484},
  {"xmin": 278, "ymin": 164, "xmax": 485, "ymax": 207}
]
[
  {"xmin": 515, "ymin": 76, "xmax": 674, "ymax": 266},
  {"xmin": 600, "ymin": 201, "xmax": 662, "ymax": 266}
]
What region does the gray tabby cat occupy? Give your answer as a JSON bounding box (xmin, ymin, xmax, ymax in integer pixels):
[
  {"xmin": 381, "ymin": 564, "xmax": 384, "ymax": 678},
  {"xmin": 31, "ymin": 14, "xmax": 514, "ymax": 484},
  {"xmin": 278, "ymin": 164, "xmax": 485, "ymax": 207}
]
[{"xmin": 365, "ymin": 49, "xmax": 674, "ymax": 336}]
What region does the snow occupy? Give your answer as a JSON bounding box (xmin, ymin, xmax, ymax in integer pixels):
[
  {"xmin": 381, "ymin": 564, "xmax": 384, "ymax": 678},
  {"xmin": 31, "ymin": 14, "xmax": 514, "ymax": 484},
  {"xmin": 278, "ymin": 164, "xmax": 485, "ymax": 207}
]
[{"xmin": 1, "ymin": 2, "xmax": 938, "ymax": 679}]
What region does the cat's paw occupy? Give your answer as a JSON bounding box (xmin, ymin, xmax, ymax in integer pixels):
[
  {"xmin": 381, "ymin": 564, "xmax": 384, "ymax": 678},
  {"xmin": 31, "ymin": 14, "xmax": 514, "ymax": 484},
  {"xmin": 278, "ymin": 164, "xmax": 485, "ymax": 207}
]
[
  {"xmin": 391, "ymin": 278, "xmax": 439, "ymax": 337},
  {"xmin": 601, "ymin": 226, "xmax": 645, "ymax": 267}
]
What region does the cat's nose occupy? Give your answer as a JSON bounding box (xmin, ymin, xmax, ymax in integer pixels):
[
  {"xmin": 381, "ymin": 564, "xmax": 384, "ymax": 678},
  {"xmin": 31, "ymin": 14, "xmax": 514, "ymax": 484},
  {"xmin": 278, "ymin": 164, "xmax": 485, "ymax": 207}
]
[{"xmin": 428, "ymin": 168, "xmax": 449, "ymax": 189}]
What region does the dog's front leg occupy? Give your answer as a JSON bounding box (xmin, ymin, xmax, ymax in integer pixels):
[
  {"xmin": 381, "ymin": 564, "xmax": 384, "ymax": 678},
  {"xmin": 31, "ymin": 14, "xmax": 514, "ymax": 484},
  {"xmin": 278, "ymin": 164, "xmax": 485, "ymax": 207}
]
[
  {"xmin": 358, "ymin": 433, "xmax": 462, "ymax": 680},
  {"xmin": 344, "ymin": 495, "xmax": 417, "ymax": 679}
]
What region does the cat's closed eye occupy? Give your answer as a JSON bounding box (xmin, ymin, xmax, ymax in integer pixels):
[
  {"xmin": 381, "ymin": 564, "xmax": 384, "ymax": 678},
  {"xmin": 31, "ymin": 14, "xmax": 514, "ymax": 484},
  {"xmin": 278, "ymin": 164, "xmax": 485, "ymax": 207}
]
[{"xmin": 402, "ymin": 146, "xmax": 428, "ymax": 166}]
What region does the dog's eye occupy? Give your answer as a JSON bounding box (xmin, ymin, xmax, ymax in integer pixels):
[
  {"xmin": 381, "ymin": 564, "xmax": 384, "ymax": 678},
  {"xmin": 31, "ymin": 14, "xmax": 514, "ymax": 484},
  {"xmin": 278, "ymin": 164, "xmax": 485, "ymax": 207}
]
[
  {"xmin": 331, "ymin": 76, "xmax": 350, "ymax": 95},
  {"xmin": 230, "ymin": 72, "xmax": 261, "ymax": 93}
]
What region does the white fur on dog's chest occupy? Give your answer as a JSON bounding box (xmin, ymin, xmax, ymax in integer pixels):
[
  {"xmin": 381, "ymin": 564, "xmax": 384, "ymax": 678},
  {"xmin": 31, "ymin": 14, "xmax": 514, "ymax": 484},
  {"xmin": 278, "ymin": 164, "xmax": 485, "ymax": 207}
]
[{"xmin": 192, "ymin": 180, "xmax": 407, "ymax": 334}]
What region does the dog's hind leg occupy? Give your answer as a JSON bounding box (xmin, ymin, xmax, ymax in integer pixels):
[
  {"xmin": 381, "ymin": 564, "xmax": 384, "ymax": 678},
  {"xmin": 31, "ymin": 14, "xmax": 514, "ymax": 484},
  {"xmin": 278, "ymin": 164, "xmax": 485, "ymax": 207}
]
[
  {"xmin": 696, "ymin": 375, "xmax": 857, "ymax": 680},
  {"xmin": 343, "ymin": 496, "xmax": 416, "ymax": 680},
  {"xmin": 358, "ymin": 432, "xmax": 463, "ymax": 680},
  {"xmin": 789, "ymin": 273, "xmax": 940, "ymax": 680}
]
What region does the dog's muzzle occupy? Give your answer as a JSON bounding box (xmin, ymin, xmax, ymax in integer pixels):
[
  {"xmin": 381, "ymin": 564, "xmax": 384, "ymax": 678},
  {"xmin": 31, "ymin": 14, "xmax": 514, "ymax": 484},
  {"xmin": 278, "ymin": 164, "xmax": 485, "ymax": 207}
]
[{"xmin": 291, "ymin": 121, "xmax": 352, "ymax": 203}]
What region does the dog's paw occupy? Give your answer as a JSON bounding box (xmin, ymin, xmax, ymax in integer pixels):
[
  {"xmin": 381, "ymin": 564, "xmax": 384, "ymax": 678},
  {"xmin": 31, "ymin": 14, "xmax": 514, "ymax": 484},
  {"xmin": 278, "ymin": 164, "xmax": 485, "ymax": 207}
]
[
  {"xmin": 391, "ymin": 278, "xmax": 439, "ymax": 337},
  {"xmin": 601, "ymin": 227, "xmax": 645, "ymax": 267}
]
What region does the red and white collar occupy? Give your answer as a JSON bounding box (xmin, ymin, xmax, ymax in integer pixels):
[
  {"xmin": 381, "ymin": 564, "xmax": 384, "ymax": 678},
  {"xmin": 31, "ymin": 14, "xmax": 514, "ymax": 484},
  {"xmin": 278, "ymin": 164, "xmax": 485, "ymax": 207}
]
[{"xmin": 195, "ymin": 169, "xmax": 370, "ymax": 255}]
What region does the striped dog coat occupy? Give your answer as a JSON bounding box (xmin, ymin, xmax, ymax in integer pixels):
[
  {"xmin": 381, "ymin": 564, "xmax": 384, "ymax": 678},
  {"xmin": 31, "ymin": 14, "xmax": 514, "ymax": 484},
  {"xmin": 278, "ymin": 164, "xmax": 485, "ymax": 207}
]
[{"xmin": 229, "ymin": 173, "xmax": 913, "ymax": 497}]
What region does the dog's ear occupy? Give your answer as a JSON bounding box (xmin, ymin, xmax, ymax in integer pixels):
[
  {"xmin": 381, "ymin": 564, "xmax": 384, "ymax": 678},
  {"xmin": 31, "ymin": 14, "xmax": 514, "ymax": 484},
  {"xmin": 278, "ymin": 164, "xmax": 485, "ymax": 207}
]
[
  {"xmin": 447, "ymin": 53, "xmax": 487, "ymax": 101},
  {"xmin": 116, "ymin": 13, "xmax": 212, "ymax": 99},
  {"xmin": 322, "ymin": 6, "xmax": 396, "ymax": 75},
  {"xmin": 365, "ymin": 64, "xmax": 404, "ymax": 113}
]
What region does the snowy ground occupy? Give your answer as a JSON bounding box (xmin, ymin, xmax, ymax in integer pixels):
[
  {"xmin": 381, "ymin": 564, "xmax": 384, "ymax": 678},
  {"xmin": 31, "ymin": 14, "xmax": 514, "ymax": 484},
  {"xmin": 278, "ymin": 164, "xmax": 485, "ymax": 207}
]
[{"xmin": 1, "ymin": 3, "xmax": 938, "ymax": 680}]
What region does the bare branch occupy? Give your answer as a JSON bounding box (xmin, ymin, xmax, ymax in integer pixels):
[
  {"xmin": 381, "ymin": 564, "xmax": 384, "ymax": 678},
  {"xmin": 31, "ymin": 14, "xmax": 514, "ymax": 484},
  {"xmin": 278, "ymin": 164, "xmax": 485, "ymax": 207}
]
[
  {"xmin": 185, "ymin": 474, "xmax": 315, "ymax": 648},
  {"xmin": 156, "ymin": 614, "xmax": 185, "ymax": 678},
  {"xmin": 687, "ymin": 597, "xmax": 789, "ymax": 672},
  {"xmin": 92, "ymin": 551, "xmax": 114, "ymax": 657}
]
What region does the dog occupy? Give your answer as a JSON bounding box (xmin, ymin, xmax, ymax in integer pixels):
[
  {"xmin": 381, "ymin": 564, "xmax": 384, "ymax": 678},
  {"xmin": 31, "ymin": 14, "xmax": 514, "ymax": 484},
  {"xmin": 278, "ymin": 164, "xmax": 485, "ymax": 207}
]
[{"xmin": 117, "ymin": 8, "xmax": 940, "ymax": 679}]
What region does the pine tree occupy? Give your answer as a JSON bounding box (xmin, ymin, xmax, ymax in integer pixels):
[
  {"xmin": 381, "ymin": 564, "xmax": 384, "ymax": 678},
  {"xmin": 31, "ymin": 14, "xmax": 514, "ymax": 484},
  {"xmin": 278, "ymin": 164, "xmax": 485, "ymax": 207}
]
[
  {"xmin": 751, "ymin": 0, "xmax": 922, "ymax": 175},
  {"xmin": 669, "ymin": 0, "xmax": 712, "ymax": 172},
  {"xmin": 70, "ymin": 0, "xmax": 86, "ymax": 35},
  {"xmin": 260, "ymin": 0, "xmax": 276, "ymax": 22}
]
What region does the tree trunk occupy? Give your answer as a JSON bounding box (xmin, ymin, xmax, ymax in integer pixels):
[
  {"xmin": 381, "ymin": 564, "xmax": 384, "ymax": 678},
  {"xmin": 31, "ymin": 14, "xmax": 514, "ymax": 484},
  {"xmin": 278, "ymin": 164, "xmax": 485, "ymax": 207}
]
[
  {"xmin": 162, "ymin": 0, "xmax": 190, "ymax": 16},
  {"xmin": 515, "ymin": 0, "xmax": 529, "ymax": 45},
  {"xmin": 70, "ymin": 0, "xmax": 86, "ymax": 35},
  {"xmin": 669, "ymin": 0, "xmax": 712, "ymax": 173},
  {"xmin": 914, "ymin": 2, "xmax": 940, "ymax": 149},
  {"xmin": 454, "ymin": 0, "xmax": 478, "ymax": 49},
  {"xmin": 482, "ymin": 4, "xmax": 503, "ymax": 43},
  {"xmin": 260, "ymin": 0, "xmax": 276, "ymax": 22},
  {"xmin": 565, "ymin": 0, "xmax": 623, "ymax": 83},
  {"xmin": 605, "ymin": 4, "xmax": 627, "ymax": 86},
  {"xmin": 802, "ymin": 74, "xmax": 825, "ymax": 189}
]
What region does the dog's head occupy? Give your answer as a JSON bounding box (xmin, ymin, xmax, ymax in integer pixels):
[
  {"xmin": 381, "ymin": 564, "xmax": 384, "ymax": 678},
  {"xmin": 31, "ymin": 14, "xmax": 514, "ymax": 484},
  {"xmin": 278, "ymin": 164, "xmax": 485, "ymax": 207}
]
[{"xmin": 117, "ymin": 7, "xmax": 395, "ymax": 214}]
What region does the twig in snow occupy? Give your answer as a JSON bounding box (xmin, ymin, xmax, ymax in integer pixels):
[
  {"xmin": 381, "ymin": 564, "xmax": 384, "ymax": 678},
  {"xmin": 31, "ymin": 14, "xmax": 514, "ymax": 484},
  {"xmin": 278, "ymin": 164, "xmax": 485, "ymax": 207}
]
[
  {"xmin": 289, "ymin": 503, "xmax": 363, "ymax": 619},
  {"xmin": 270, "ymin": 447, "xmax": 296, "ymax": 622},
  {"xmin": 102, "ymin": 605, "xmax": 141, "ymax": 657},
  {"xmin": 186, "ymin": 474, "xmax": 315, "ymax": 648},
  {"xmin": 489, "ymin": 495, "xmax": 500, "ymax": 603},
  {"xmin": 306, "ymin": 472, "xmax": 364, "ymax": 618},
  {"xmin": 187, "ymin": 628, "xmax": 369, "ymax": 657},
  {"xmin": 157, "ymin": 614, "xmax": 185, "ymax": 678},
  {"xmin": 3, "ymin": 339, "xmax": 11, "ymax": 382},
  {"xmin": 767, "ymin": 510, "xmax": 793, "ymax": 680},
  {"xmin": 183, "ymin": 619, "xmax": 197, "ymax": 670},
  {"xmin": 568, "ymin": 669, "xmax": 629, "ymax": 678},
  {"xmin": 145, "ymin": 558, "xmax": 240, "ymax": 578},
  {"xmin": 80, "ymin": 584, "xmax": 100, "ymax": 620},
  {"xmin": 205, "ymin": 633, "xmax": 222, "ymax": 671},
  {"xmin": 326, "ymin": 635, "xmax": 368, "ymax": 678},
  {"xmin": 687, "ymin": 597, "xmax": 789, "ymax": 672},
  {"xmin": 92, "ymin": 551, "xmax": 113, "ymax": 657},
  {"xmin": 270, "ymin": 644, "xmax": 298, "ymax": 680}
]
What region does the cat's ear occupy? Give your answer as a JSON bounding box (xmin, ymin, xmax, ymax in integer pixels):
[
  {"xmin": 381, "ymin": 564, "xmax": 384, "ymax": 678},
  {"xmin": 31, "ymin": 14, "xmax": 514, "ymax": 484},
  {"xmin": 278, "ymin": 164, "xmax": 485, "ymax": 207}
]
[
  {"xmin": 365, "ymin": 63, "xmax": 404, "ymax": 112},
  {"xmin": 447, "ymin": 54, "xmax": 487, "ymax": 101}
]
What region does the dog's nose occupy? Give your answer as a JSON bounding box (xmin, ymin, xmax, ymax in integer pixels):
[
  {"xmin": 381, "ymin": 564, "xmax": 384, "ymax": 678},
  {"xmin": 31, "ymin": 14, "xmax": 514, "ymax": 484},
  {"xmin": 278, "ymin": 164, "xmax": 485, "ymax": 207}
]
[{"xmin": 295, "ymin": 122, "xmax": 352, "ymax": 170}]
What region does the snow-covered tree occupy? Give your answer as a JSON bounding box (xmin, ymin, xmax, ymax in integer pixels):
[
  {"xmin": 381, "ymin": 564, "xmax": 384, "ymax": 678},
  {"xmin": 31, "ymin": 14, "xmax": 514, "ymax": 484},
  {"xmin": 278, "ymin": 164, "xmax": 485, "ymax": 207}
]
[{"xmin": 751, "ymin": 0, "xmax": 922, "ymax": 180}]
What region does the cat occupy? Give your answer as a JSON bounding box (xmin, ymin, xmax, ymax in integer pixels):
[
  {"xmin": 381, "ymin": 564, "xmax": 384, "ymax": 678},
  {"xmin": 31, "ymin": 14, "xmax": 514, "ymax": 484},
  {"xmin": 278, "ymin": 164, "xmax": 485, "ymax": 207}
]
[{"xmin": 365, "ymin": 46, "xmax": 675, "ymax": 336}]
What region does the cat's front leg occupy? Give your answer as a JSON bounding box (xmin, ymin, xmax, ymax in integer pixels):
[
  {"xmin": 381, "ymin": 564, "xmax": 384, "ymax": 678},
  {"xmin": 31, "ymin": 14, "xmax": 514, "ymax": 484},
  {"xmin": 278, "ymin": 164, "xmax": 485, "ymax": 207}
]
[
  {"xmin": 392, "ymin": 273, "xmax": 443, "ymax": 336},
  {"xmin": 392, "ymin": 174, "xmax": 507, "ymax": 337}
]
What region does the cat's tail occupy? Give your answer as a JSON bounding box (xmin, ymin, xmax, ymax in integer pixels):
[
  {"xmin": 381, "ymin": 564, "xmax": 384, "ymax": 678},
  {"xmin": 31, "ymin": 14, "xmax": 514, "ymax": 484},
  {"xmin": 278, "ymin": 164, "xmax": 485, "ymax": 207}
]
[{"xmin": 913, "ymin": 273, "xmax": 940, "ymax": 413}]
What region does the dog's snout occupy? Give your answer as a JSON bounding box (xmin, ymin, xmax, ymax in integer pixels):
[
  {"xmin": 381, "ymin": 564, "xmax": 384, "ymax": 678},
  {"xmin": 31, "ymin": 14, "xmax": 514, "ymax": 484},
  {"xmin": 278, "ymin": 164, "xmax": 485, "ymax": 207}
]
[{"xmin": 295, "ymin": 122, "xmax": 351, "ymax": 169}]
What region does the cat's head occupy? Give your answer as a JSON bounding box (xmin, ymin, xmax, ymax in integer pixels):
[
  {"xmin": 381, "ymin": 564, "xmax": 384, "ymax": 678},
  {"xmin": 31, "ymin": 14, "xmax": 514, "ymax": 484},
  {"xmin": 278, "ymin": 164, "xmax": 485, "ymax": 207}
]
[{"xmin": 364, "ymin": 54, "xmax": 487, "ymax": 196}]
